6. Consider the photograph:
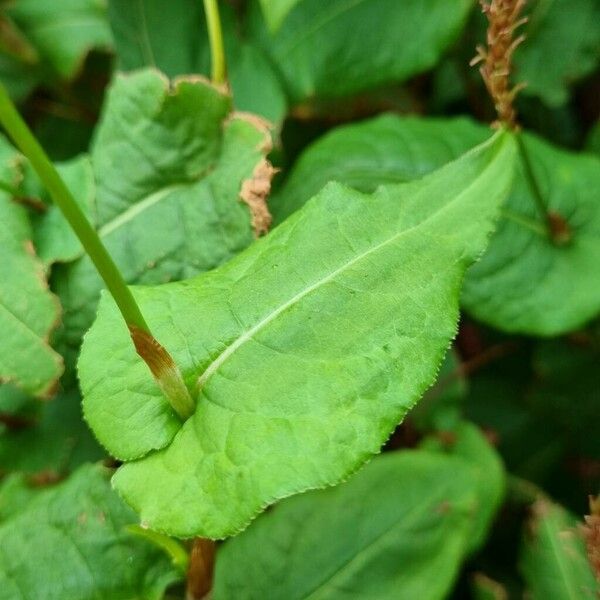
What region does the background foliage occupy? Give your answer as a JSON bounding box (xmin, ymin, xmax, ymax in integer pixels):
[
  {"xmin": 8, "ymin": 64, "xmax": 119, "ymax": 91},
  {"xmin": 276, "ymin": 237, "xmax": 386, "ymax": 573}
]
[{"xmin": 0, "ymin": 0, "xmax": 598, "ymax": 598}]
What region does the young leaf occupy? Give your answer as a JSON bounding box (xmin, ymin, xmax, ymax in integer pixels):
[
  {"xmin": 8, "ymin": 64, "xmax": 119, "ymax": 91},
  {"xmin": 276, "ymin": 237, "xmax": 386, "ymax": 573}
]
[
  {"xmin": 79, "ymin": 132, "xmax": 515, "ymax": 538},
  {"xmin": 247, "ymin": 0, "xmax": 473, "ymax": 103},
  {"xmin": 53, "ymin": 69, "xmax": 272, "ymax": 358},
  {"xmin": 0, "ymin": 464, "xmax": 182, "ymax": 599},
  {"xmin": 0, "ymin": 137, "xmax": 62, "ymax": 397},
  {"xmin": 520, "ymin": 499, "xmax": 598, "ymax": 599},
  {"xmin": 515, "ymin": 0, "xmax": 600, "ymax": 107},
  {"xmin": 273, "ymin": 115, "xmax": 600, "ymax": 335},
  {"xmin": 213, "ymin": 451, "xmax": 479, "ymax": 600}
]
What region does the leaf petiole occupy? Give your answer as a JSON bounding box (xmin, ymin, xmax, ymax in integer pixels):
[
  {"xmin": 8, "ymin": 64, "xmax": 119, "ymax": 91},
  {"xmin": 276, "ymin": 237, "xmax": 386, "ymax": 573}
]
[{"xmin": 203, "ymin": 0, "xmax": 227, "ymax": 85}]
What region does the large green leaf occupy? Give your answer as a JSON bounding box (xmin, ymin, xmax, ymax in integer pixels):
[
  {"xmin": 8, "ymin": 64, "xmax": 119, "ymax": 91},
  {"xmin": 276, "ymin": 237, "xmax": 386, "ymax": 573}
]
[
  {"xmin": 520, "ymin": 499, "xmax": 598, "ymax": 599},
  {"xmin": 272, "ymin": 115, "xmax": 600, "ymax": 335},
  {"xmin": 0, "ymin": 0, "xmax": 112, "ymax": 99},
  {"xmin": 516, "ymin": 0, "xmax": 600, "ymax": 107},
  {"xmin": 0, "ymin": 137, "xmax": 62, "ymax": 397},
  {"xmin": 53, "ymin": 69, "xmax": 271, "ymax": 357},
  {"xmin": 247, "ymin": 0, "xmax": 472, "ymax": 103},
  {"xmin": 108, "ymin": 0, "xmax": 287, "ymax": 123},
  {"xmin": 79, "ymin": 132, "xmax": 515, "ymax": 538},
  {"xmin": 0, "ymin": 464, "xmax": 181, "ymax": 600},
  {"xmin": 213, "ymin": 451, "xmax": 479, "ymax": 600}
]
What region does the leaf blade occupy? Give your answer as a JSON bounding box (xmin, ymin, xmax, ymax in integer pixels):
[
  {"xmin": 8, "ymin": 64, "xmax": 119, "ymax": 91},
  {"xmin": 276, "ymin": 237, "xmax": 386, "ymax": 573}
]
[{"xmin": 80, "ymin": 132, "xmax": 516, "ymax": 537}]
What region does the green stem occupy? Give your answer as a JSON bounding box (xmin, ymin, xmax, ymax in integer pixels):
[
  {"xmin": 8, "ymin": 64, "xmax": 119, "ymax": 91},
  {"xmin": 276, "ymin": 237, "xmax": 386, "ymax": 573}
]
[
  {"xmin": 0, "ymin": 83, "xmax": 150, "ymax": 334},
  {"xmin": 203, "ymin": 0, "xmax": 227, "ymax": 85},
  {"xmin": 515, "ymin": 132, "xmax": 553, "ymax": 239}
]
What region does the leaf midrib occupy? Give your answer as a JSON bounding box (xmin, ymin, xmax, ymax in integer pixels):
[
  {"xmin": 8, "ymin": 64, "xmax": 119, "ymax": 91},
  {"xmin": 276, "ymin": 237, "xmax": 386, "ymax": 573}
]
[
  {"xmin": 196, "ymin": 151, "xmax": 495, "ymax": 390},
  {"xmin": 97, "ymin": 183, "xmax": 185, "ymax": 238}
]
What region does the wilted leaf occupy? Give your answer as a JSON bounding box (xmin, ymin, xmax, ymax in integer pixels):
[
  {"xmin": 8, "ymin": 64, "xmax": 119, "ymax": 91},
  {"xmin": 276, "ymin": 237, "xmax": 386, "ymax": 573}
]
[
  {"xmin": 471, "ymin": 573, "xmax": 508, "ymax": 600},
  {"xmin": 0, "ymin": 464, "xmax": 181, "ymax": 600},
  {"xmin": 213, "ymin": 451, "xmax": 479, "ymax": 600},
  {"xmin": 79, "ymin": 132, "xmax": 515, "ymax": 538}
]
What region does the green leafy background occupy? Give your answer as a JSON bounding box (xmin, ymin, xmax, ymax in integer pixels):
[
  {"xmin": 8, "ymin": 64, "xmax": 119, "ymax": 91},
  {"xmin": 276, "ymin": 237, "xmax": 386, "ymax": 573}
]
[{"xmin": 0, "ymin": 0, "xmax": 598, "ymax": 598}]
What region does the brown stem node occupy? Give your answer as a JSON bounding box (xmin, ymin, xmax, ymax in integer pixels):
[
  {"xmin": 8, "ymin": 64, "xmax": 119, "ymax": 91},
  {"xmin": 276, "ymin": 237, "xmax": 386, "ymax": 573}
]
[
  {"xmin": 128, "ymin": 325, "xmax": 194, "ymax": 420},
  {"xmin": 186, "ymin": 538, "xmax": 216, "ymax": 600}
]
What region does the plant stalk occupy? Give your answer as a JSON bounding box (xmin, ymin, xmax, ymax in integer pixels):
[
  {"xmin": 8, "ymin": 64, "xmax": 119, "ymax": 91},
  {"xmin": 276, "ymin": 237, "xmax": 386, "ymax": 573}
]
[
  {"xmin": 203, "ymin": 0, "xmax": 227, "ymax": 85},
  {"xmin": 0, "ymin": 83, "xmax": 194, "ymax": 420},
  {"xmin": 186, "ymin": 538, "xmax": 216, "ymax": 600}
]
